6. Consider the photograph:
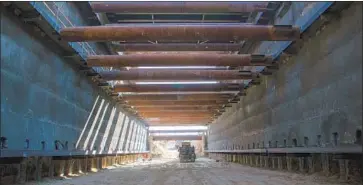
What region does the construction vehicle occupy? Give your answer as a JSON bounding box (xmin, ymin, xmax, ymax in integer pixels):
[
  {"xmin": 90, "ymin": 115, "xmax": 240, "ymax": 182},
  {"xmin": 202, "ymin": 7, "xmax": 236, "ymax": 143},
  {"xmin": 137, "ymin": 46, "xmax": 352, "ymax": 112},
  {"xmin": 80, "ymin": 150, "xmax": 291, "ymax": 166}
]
[{"xmin": 178, "ymin": 142, "xmax": 196, "ymax": 163}]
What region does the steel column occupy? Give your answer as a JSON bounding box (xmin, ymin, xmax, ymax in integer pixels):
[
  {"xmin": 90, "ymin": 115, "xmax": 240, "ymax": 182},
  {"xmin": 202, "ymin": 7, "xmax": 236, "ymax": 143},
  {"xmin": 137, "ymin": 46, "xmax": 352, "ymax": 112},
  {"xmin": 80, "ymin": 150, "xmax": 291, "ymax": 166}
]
[
  {"xmin": 90, "ymin": 2, "xmax": 269, "ymax": 13},
  {"xmin": 60, "ymin": 25, "xmax": 300, "ymax": 42}
]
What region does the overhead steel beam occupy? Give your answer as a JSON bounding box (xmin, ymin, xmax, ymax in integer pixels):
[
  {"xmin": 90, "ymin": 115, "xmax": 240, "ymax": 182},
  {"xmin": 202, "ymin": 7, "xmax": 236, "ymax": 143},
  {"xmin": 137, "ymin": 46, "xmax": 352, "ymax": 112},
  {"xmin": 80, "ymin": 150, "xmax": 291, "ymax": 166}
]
[
  {"xmin": 116, "ymin": 19, "xmax": 242, "ymax": 23},
  {"xmin": 113, "ymin": 83, "xmax": 243, "ymax": 93},
  {"xmin": 128, "ymin": 100, "xmax": 228, "ymax": 106},
  {"xmin": 139, "ymin": 111, "xmax": 216, "ymax": 117},
  {"xmin": 121, "ymin": 51, "xmax": 231, "ymax": 55},
  {"xmin": 90, "ymin": 2, "xmax": 269, "ymax": 13},
  {"xmin": 86, "ymin": 54, "xmax": 273, "ymax": 67},
  {"xmin": 99, "ymin": 70, "xmax": 256, "ymax": 81},
  {"xmin": 113, "ymin": 43, "xmax": 242, "ymax": 51},
  {"xmin": 146, "ymin": 120, "xmax": 212, "ymax": 124},
  {"xmin": 135, "ymin": 106, "xmax": 221, "ymax": 112},
  {"xmin": 147, "ymin": 120, "xmax": 211, "ymax": 124},
  {"xmin": 145, "ymin": 117, "xmax": 213, "ymax": 120},
  {"xmin": 120, "ymin": 94, "xmax": 233, "ymax": 101},
  {"xmin": 144, "ymin": 115, "xmax": 213, "ymax": 119},
  {"xmin": 60, "ymin": 24, "xmax": 300, "ymax": 42}
]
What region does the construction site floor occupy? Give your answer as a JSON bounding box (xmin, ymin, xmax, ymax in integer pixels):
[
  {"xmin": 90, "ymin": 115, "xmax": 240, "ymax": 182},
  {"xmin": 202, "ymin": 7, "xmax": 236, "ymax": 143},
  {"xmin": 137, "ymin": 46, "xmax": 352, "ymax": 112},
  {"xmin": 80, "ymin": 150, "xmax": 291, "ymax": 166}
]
[{"xmin": 23, "ymin": 158, "xmax": 355, "ymax": 185}]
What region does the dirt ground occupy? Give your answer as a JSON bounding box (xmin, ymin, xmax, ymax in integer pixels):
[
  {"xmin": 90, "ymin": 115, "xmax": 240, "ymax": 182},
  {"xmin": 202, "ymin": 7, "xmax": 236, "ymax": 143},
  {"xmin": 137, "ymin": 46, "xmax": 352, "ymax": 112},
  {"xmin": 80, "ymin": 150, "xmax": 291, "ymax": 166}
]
[{"xmin": 23, "ymin": 158, "xmax": 356, "ymax": 185}]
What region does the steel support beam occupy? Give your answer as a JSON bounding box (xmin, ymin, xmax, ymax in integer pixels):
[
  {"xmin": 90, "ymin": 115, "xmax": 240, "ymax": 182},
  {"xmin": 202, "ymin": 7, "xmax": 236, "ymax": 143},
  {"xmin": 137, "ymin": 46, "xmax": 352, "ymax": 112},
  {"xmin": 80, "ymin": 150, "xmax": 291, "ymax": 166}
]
[
  {"xmin": 128, "ymin": 100, "xmax": 228, "ymax": 106},
  {"xmin": 99, "ymin": 70, "xmax": 256, "ymax": 81},
  {"xmin": 139, "ymin": 112, "xmax": 215, "ymax": 117},
  {"xmin": 148, "ymin": 121, "xmax": 211, "ymax": 124},
  {"xmin": 60, "ymin": 25, "xmax": 300, "ymax": 42},
  {"xmin": 121, "ymin": 94, "xmax": 233, "ymax": 101},
  {"xmin": 90, "ymin": 2, "xmax": 269, "ymax": 13},
  {"xmin": 86, "ymin": 54, "xmax": 273, "ymax": 67},
  {"xmin": 135, "ymin": 106, "xmax": 221, "ymax": 112},
  {"xmin": 147, "ymin": 120, "xmax": 212, "ymax": 124},
  {"xmin": 116, "ymin": 19, "xmax": 243, "ymax": 23},
  {"xmin": 113, "ymin": 83, "xmax": 244, "ymax": 93},
  {"xmin": 144, "ymin": 115, "xmax": 213, "ymax": 119},
  {"xmin": 113, "ymin": 43, "xmax": 242, "ymax": 51},
  {"xmin": 145, "ymin": 117, "xmax": 212, "ymax": 120}
]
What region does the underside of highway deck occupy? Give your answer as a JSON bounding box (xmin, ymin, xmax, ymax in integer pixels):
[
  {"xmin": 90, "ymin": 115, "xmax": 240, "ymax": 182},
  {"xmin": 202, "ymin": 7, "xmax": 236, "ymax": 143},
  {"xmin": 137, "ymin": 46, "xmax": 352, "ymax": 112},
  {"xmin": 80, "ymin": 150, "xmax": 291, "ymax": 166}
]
[{"xmin": 0, "ymin": 1, "xmax": 362, "ymax": 185}]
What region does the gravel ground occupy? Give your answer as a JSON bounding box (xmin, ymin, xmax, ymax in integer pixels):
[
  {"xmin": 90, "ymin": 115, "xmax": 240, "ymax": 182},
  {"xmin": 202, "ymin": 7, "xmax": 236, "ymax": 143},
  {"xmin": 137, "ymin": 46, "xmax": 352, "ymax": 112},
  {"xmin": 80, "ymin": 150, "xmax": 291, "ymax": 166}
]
[{"xmin": 23, "ymin": 158, "xmax": 356, "ymax": 185}]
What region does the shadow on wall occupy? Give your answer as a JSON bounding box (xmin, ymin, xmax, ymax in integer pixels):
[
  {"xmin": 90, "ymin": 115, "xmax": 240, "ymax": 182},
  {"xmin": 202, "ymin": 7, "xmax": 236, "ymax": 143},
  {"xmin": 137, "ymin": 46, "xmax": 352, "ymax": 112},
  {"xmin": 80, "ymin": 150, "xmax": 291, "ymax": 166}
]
[
  {"xmin": 73, "ymin": 95, "xmax": 140, "ymax": 153},
  {"xmin": 0, "ymin": 94, "xmax": 145, "ymax": 154}
]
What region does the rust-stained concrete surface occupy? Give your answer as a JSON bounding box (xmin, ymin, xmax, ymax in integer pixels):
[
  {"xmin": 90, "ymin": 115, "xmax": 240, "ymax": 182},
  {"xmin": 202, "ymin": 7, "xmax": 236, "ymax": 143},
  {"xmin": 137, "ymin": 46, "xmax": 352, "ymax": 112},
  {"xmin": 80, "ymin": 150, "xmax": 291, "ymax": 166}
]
[{"xmin": 23, "ymin": 158, "xmax": 356, "ymax": 185}]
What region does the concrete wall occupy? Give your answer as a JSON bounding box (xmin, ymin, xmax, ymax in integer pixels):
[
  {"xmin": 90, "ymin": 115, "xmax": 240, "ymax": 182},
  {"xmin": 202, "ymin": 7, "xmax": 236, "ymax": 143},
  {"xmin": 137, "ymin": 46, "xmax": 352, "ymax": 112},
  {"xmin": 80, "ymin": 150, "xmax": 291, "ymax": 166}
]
[
  {"xmin": 0, "ymin": 10, "xmax": 147, "ymax": 152},
  {"xmin": 208, "ymin": 3, "xmax": 362, "ymax": 150}
]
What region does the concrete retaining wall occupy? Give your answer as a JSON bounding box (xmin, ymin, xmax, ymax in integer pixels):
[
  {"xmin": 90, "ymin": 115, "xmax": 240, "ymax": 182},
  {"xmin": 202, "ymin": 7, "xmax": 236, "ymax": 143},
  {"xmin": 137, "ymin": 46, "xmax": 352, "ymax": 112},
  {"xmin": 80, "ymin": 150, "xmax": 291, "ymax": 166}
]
[
  {"xmin": 208, "ymin": 3, "xmax": 362, "ymax": 150},
  {"xmin": 0, "ymin": 10, "xmax": 147, "ymax": 152}
]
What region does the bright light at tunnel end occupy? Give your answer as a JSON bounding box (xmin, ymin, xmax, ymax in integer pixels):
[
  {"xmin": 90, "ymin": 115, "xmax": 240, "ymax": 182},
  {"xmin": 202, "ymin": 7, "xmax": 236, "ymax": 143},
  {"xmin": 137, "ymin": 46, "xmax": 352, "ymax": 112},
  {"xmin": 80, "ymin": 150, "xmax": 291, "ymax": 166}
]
[{"xmin": 148, "ymin": 126, "xmax": 208, "ymax": 131}]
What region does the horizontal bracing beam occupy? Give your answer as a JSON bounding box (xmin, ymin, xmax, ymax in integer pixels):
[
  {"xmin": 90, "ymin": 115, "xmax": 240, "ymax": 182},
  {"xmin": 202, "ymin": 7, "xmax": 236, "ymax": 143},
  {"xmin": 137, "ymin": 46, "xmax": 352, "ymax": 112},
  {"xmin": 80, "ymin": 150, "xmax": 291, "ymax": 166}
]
[
  {"xmin": 60, "ymin": 24, "xmax": 300, "ymax": 42},
  {"xmin": 116, "ymin": 19, "xmax": 243, "ymax": 23},
  {"xmin": 128, "ymin": 100, "xmax": 228, "ymax": 106},
  {"xmin": 139, "ymin": 112, "xmax": 216, "ymax": 117},
  {"xmin": 90, "ymin": 2, "xmax": 269, "ymax": 13},
  {"xmin": 86, "ymin": 54, "xmax": 273, "ymax": 67},
  {"xmin": 99, "ymin": 70, "xmax": 257, "ymax": 81},
  {"xmin": 113, "ymin": 43, "xmax": 242, "ymax": 51},
  {"xmin": 120, "ymin": 94, "xmax": 233, "ymax": 101},
  {"xmin": 145, "ymin": 116, "xmax": 213, "ymax": 120},
  {"xmin": 113, "ymin": 83, "xmax": 244, "ymax": 93},
  {"xmin": 135, "ymin": 106, "xmax": 221, "ymax": 112},
  {"xmin": 148, "ymin": 120, "xmax": 211, "ymax": 124},
  {"xmin": 144, "ymin": 116, "xmax": 214, "ymax": 119}
]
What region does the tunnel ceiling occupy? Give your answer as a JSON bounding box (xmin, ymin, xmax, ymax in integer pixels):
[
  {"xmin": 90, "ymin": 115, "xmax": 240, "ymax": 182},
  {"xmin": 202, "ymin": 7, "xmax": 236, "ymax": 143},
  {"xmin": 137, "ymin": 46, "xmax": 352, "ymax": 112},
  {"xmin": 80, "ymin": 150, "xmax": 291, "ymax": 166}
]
[{"xmin": 49, "ymin": 2, "xmax": 299, "ymax": 126}]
